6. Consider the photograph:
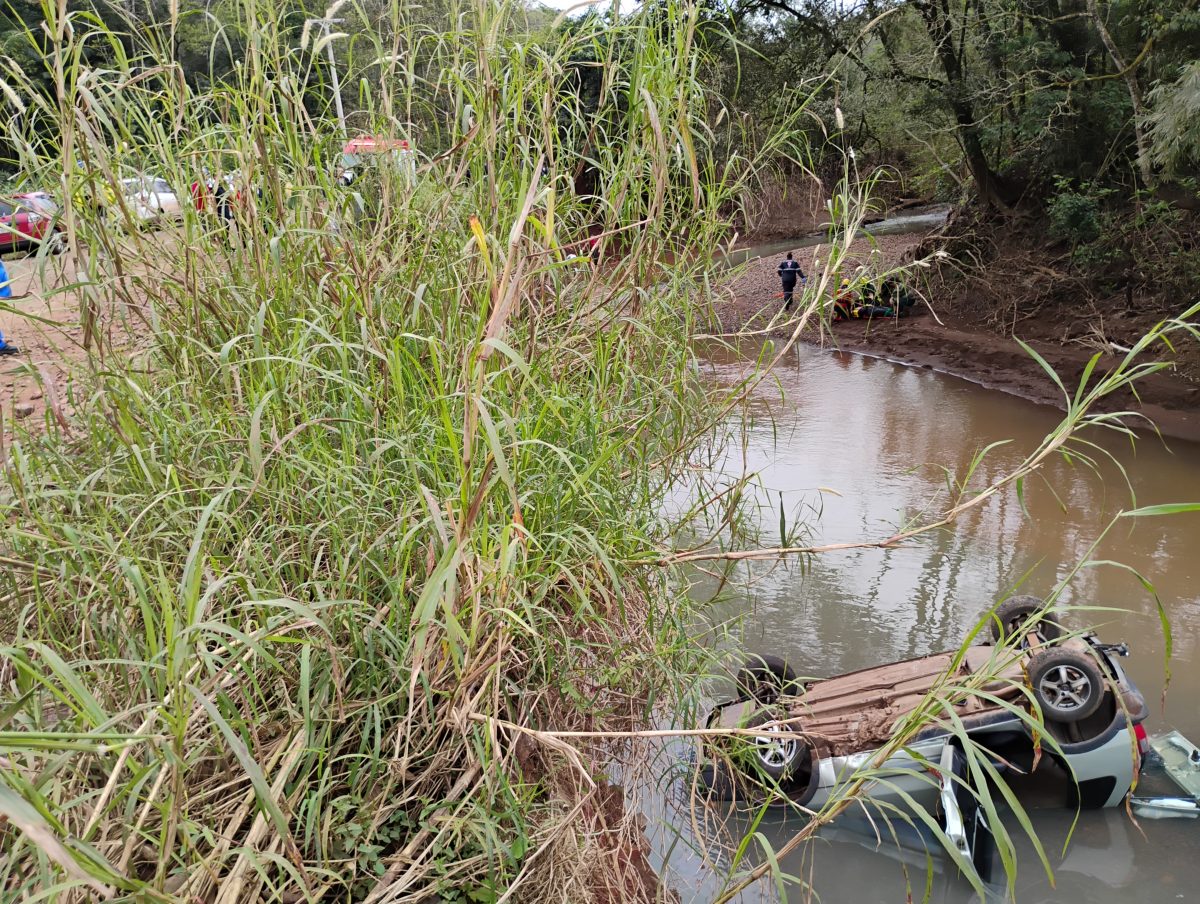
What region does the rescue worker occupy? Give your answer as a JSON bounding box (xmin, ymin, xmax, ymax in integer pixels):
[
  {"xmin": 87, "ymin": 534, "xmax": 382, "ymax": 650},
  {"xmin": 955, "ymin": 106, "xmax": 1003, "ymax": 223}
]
[
  {"xmin": 0, "ymin": 260, "xmax": 15, "ymax": 357},
  {"xmin": 834, "ymin": 277, "xmax": 897, "ymax": 321},
  {"xmin": 777, "ymin": 252, "xmax": 805, "ymax": 310},
  {"xmin": 832, "ymin": 278, "xmax": 855, "ymax": 322},
  {"xmin": 881, "ymin": 277, "xmax": 915, "ymax": 315},
  {"xmin": 854, "ymin": 279, "xmax": 895, "ymax": 318}
]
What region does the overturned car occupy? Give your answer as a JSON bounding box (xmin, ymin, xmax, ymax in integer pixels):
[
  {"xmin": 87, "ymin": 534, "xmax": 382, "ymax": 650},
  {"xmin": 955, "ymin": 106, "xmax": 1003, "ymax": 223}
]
[{"xmin": 697, "ymin": 596, "xmax": 1149, "ymax": 868}]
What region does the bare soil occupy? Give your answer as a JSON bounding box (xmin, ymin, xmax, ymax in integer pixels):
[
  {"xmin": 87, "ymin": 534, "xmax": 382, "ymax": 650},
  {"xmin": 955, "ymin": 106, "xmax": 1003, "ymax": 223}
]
[
  {"xmin": 716, "ymin": 230, "xmax": 1200, "ymax": 443},
  {"xmin": 1, "ymin": 249, "xmax": 152, "ymax": 451},
  {"xmin": 0, "ymin": 255, "xmax": 87, "ymax": 445}
]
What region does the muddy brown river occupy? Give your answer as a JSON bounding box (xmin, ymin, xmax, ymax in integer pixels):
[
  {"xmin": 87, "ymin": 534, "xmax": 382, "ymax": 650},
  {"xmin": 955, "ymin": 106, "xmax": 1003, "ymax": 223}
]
[{"xmin": 650, "ymin": 339, "xmax": 1200, "ymax": 903}]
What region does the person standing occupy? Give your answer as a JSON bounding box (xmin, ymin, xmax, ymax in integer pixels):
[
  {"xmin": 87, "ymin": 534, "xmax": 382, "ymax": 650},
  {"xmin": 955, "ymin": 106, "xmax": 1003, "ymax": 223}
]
[
  {"xmin": 215, "ymin": 178, "xmax": 233, "ymax": 232},
  {"xmin": 0, "ymin": 259, "xmax": 16, "ymax": 357},
  {"xmin": 777, "ymin": 252, "xmax": 804, "ymax": 310}
]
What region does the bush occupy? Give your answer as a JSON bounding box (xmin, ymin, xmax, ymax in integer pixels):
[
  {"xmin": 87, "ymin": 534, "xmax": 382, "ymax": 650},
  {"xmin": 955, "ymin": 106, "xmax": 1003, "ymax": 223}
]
[{"xmin": 1047, "ymin": 178, "xmax": 1113, "ymax": 246}]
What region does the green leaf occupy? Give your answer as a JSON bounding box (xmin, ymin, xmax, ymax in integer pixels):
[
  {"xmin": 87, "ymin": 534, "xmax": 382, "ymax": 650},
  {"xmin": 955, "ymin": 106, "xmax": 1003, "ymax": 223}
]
[
  {"xmin": 778, "ymin": 492, "xmax": 786, "ymax": 548},
  {"xmin": 25, "ymin": 644, "xmax": 107, "ymax": 729},
  {"xmin": 248, "ymin": 388, "xmax": 276, "ymax": 476},
  {"xmin": 1072, "ymin": 352, "xmax": 1102, "ymax": 408},
  {"xmin": 1015, "ymin": 477, "xmax": 1030, "ymax": 520},
  {"xmin": 0, "ymin": 782, "xmax": 111, "ymax": 894},
  {"xmin": 1120, "ymin": 503, "xmax": 1200, "ymax": 517},
  {"xmin": 188, "ymin": 686, "xmax": 292, "ymax": 842},
  {"xmin": 1016, "ymin": 338, "xmax": 1069, "ymax": 404}
]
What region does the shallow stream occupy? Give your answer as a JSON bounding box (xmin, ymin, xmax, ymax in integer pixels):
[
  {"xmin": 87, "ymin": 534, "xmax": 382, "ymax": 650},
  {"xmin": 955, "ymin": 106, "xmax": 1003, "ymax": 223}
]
[{"xmin": 651, "ymin": 340, "xmax": 1200, "ymax": 903}]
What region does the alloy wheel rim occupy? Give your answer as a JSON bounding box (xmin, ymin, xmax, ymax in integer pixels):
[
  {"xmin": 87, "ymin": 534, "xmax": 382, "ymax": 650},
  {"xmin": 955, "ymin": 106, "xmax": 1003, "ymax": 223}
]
[
  {"xmin": 754, "ymin": 722, "xmax": 799, "ymax": 770},
  {"xmin": 1038, "ymin": 664, "xmax": 1092, "ymax": 711}
]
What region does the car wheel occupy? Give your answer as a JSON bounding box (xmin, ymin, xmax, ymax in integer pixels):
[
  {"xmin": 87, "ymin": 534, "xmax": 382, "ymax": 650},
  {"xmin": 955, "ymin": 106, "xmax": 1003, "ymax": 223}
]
[
  {"xmin": 736, "ymin": 654, "xmax": 800, "ymax": 702},
  {"xmin": 989, "ymin": 595, "xmax": 1063, "ymax": 644},
  {"xmin": 744, "ymin": 709, "xmax": 810, "ymax": 783},
  {"xmin": 1029, "ymin": 649, "xmax": 1105, "ymax": 722}
]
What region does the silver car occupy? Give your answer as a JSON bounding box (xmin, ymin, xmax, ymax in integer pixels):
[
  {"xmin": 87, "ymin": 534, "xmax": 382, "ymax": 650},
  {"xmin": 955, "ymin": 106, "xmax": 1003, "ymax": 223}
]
[{"xmin": 697, "ymin": 597, "xmax": 1150, "ymax": 876}]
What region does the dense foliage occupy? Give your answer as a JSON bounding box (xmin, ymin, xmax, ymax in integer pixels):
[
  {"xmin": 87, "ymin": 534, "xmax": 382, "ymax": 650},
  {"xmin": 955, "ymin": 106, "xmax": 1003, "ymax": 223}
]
[
  {"xmin": 716, "ymin": 0, "xmax": 1200, "ymax": 200},
  {"xmin": 0, "ymin": 0, "xmax": 797, "ymax": 898},
  {"xmin": 690, "ymin": 0, "xmax": 1199, "ymax": 308}
]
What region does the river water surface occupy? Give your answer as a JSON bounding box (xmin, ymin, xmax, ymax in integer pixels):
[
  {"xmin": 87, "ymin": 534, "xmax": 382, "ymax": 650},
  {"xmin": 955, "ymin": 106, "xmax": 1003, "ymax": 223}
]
[{"xmin": 652, "ymin": 339, "xmax": 1200, "ymax": 903}]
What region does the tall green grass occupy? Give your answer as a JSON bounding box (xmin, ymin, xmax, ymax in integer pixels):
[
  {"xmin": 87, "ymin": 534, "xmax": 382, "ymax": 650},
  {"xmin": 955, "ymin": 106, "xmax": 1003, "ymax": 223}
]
[{"xmin": 0, "ymin": 0, "xmax": 805, "ymax": 898}]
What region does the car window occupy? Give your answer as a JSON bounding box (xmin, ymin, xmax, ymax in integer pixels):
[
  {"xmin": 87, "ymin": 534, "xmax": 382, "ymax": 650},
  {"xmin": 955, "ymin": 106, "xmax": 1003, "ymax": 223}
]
[
  {"xmin": 0, "ymin": 201, "xmax": 13, "ymax": 217},
  {"xmin": 152, "ymin": 179, "xmax": 172, "ymax": 194}
]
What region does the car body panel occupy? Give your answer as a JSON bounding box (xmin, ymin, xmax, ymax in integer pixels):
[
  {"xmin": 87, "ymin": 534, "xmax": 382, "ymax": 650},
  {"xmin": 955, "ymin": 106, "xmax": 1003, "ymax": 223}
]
[
  {"xmin": 704, "ymin": 633, "xmax": 1147, "ymax": 813},
  {"xmin": 338, "ymin": 135, "xmax": 417, "ymax": 187},
  {"xmin": 122, "ymin": 177, "xmax": 183, "ymax": 223},
  {"xmin": 939, "ymin": 744, "xmax": 972, "ymax": 864},
  {"xmin": 0, "ymin": 195, "xmax": 55, "ymax": 250}
]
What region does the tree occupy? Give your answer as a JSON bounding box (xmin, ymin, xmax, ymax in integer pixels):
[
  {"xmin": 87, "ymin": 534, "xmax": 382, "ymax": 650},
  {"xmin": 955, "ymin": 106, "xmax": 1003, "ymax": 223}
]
[
  {"xmin": 722, "ymin": 0, "xmax": 1200, "ymax": 209},
  {"xmin": 1144, "ymin": 60, "xmax": 1200, "ymax": 179}
]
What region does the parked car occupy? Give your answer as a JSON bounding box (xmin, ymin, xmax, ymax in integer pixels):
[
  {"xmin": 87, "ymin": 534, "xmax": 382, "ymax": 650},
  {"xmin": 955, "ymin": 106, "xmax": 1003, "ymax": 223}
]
[
  {"xmin": 0, "ymin": 192, "xmax": 63, "ymax": 253},
  {"xmin": 696, "ymin": 597, "xmax": 1149, "ymax": 872},
  {"xmin": 337, "ymin": 135, "xmax": 417, "ymax": 187},
  {"xmin": 120, "ymin": 176, "xmax": 183, "ymax": 224}
]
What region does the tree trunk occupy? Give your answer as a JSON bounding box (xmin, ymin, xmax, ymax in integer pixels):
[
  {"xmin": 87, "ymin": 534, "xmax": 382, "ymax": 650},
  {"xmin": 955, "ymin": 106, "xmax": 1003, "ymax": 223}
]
[
  {"xmin": 915, "ymin": 0, "xmax": 1017, "ymax": 209},
  {"xmin": 1086, "ymin": 0, "xmax": 1154, "ymax": 186}
]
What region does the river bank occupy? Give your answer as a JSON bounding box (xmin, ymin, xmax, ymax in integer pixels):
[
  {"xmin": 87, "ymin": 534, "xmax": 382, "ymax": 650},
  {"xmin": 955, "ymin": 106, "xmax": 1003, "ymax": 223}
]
[{"xmin": 717, "ymin": 229, "xmax": 1200, "ymax": 443}]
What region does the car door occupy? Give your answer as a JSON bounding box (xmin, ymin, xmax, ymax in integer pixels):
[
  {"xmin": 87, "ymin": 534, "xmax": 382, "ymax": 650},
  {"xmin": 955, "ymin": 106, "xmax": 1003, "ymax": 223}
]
[
  {"xmin": 0, "ymin": 200, "xmax": 37, "ymax": 247},
  {"xmin": 14, "ymin": 198, "xmax": 50, "ymax": 243},
  {"xmin": 938, "ymin": 743, "xmax": 996, "ymax": 884}
]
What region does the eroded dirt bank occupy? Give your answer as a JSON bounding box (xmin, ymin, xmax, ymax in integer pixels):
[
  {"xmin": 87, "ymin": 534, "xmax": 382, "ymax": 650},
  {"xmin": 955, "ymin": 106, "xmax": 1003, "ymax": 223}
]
[{"xmin": 715, "ymin": 230, "xmax": 1200, "ymax": 443}]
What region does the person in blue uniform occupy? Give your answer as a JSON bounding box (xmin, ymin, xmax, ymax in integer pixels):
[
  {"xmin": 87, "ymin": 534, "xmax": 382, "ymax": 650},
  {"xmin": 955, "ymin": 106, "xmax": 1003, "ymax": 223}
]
[
  {"xmin": 777, "ymin": 252, "xmax": 805, "ymax": 310},
  {"xmin": 0, "ymin": 259, "xmax": 16, "ymax": 356}
]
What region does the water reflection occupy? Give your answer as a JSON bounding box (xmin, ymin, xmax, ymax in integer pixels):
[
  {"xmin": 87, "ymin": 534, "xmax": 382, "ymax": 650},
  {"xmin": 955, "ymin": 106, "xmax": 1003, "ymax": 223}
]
[{"xmin": 656, "ymin": 339, "xmax": 1200, "ymax": 902}]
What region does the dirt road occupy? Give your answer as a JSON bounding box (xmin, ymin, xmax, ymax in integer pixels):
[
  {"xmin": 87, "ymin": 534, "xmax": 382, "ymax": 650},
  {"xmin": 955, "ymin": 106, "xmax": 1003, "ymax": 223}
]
[{"xmin": 0, "ymin": 255, "xmax": 86, "ymax": 444}]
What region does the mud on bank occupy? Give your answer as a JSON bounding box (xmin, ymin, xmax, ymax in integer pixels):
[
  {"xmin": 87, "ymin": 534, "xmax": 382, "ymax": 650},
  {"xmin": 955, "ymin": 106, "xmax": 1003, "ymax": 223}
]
[{"xmin": 716, "ymin": 230, "xmax": 1200, "ymax": 443}]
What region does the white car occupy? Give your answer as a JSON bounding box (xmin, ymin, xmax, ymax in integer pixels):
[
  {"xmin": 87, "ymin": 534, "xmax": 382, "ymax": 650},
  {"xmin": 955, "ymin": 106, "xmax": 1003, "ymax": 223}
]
[
  {"xmin": 120, "ymin": 176, "xmax": 183, "ymax": 224},
  {"xmin": 697, "ymin": 597, "xmax": 1151, "ymax": 880}
]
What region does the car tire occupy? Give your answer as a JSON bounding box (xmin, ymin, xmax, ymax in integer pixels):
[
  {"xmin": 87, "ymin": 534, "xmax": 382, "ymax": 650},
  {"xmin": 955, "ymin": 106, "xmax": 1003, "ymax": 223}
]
[
  {"xmin": 744, "ymin": 709, "xmax": 811, "ymax": 783},
  {"xmin": 736, "ymin": 654, "xmax": 800, "ymax": 702},
  {"xmin": 989, "ymin": 595, "xmax": 1063, "ymax": 644},
  {"xmin": 1029, "ymin": 649, "xmax": 1105, "ymax": 722}
]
